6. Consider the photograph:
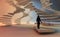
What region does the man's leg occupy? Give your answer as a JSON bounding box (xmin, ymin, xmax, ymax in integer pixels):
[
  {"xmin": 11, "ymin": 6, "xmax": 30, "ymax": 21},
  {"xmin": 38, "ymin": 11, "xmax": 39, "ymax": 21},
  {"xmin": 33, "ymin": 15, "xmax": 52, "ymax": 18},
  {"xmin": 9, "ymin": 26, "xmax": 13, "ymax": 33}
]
[{"xmin": 37, "ymin": 23, "xmax": 40, "ymax": 29}]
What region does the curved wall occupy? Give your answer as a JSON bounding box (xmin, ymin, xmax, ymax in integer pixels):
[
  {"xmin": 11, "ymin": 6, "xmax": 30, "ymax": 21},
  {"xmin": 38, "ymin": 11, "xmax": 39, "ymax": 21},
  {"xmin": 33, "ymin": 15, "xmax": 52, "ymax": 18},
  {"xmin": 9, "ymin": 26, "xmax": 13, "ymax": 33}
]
[{"xmin": 50, "ymin": 0, "xmax": 60, "ymax": 11}]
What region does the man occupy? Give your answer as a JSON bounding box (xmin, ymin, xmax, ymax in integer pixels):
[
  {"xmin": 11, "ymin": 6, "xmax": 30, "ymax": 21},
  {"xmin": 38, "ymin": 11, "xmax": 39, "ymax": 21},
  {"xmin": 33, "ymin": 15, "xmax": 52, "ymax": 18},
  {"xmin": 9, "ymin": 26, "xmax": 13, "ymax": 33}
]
[{"xmin": 36, "ymin": 15, "xmax": 41, "ymax": 29}]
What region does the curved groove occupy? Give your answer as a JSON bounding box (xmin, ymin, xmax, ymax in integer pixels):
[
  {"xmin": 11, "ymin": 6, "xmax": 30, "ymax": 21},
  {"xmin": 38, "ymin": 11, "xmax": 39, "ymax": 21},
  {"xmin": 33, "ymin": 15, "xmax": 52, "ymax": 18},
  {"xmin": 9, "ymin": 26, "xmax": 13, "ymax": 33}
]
[{"xmin": 3, "ymin": 15, "xmax": 12, "ymax": 17}]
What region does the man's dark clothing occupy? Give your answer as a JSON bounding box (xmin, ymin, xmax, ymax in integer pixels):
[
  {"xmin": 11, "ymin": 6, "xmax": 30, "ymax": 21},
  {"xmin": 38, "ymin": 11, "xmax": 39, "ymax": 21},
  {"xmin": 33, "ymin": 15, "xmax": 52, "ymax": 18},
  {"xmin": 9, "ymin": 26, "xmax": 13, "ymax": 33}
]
[{"xmin": 36, "ymin": 15, "xmax": 41, "ymax": 29}]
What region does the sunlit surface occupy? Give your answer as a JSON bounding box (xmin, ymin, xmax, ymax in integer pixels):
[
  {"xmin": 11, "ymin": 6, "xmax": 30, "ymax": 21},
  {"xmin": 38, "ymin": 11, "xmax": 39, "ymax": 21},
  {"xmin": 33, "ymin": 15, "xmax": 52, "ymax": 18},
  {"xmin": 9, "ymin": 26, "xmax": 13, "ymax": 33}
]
[{"xmin": 0, "ymin": 22, "xmax": 6, "ymax": 26}]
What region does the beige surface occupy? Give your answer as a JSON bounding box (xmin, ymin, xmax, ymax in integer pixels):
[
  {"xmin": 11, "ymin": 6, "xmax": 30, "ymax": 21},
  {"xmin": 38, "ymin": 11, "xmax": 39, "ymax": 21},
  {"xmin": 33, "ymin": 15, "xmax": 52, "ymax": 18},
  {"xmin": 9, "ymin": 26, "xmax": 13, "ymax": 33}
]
[{"xmin": 0, "ymin": 26, "xmax": 60, "ymax": 37}]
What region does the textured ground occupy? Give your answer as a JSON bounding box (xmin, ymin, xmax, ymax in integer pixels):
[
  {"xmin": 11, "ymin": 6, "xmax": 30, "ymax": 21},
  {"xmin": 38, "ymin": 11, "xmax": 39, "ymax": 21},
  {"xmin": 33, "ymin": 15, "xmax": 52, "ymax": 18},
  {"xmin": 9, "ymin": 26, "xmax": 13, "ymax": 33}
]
[{"xmin": 0, "ymin": 26, "xmax": 60, "ymax": 37}]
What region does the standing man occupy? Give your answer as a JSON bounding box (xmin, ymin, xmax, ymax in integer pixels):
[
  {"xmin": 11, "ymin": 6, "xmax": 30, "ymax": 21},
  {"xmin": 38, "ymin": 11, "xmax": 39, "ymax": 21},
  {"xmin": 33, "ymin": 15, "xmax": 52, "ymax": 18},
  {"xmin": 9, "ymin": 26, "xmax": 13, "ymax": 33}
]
[{"xmin": 36, "ymin": 15, "xmax": 41, "ymax": 29}]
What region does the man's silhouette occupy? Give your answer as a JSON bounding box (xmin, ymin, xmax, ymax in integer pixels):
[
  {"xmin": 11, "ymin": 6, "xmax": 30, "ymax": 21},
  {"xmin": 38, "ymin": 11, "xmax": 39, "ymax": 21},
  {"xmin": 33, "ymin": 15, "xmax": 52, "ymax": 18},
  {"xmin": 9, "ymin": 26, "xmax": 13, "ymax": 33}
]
[{"xmin": 36, "ymin": 15, "xmax": 41, "ymax": 29}]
